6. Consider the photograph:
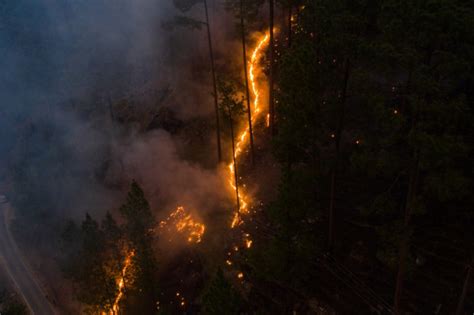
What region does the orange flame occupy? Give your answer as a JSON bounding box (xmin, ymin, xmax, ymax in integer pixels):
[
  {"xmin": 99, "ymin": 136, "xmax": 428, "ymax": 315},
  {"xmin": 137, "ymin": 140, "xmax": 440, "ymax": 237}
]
[
  {"xmin": 112, "ymin": 250, "xmax": 134, "ymax": 313},
  {"xmin": 229, "ymin": 33, "xmax": 269, "ymax": 228},
  {"xmin": 102, "ymin": 250, "xmax": 135, "ymax": 315},
  {"xmin": 160, "ymin": 206, "xmax": 206, "ymax": 243}
]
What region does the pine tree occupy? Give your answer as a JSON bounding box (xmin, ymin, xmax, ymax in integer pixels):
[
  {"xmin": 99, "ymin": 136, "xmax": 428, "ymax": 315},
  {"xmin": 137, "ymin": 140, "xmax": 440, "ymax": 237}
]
[
  {"xmin": 65, "ymin": 214, "xmax": 118, "ymax": 314},
  {"xmin": 201, "ymin": 268, "xmax": 241, "ymax": 314},
  {"xmin": 119, "ymin": 181, "xmax": 157, "ymax": 314}
]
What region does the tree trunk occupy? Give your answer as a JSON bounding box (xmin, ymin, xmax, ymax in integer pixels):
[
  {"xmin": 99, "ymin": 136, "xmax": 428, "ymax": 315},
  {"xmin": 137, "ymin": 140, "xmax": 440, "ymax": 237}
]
[
  {"xmin": 313, "ymin": 1, "xmax": 322, "ymax": 207},
  {"xmin": 269, "ymin": 0, "xmax": 275, "ymax": 136},
  {"xmin": 228, "ymin": 108, "xmax": 240, "ymax": 211},
  {"xmin": 284, "ymin": 155, "xmax": 293, "ymax": 282},
  {"xmin": 240, "ymin": 0, "xmax": 255, "ymax": 165},
  {"xmin": 393, "ymin": 71, "xmax": 416, "ymax": 314},
  {"xmin": 204, "ymin": 0, "xmax": 222, "ymax": 162},
  {"xmin": 456, "ymin": 261, "xmax": 473, "ymax": 315},
  {"xmin": 287, "ymin": 2, "xmax": 292, "ymax": 47},
  {"xmin": 107, "ymin": 94, "xmax": 115, "ymax": 124},
  {"xmin": 328, "ymin": 58, "xmax": 351, "ymax": 252},
  {"xmin": 393, "ymin": 151, "xmax": 419, "ymax": 314}
]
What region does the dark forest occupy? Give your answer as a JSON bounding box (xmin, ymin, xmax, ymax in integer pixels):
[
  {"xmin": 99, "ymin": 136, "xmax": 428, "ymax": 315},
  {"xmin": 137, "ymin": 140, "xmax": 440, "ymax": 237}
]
[{"xmin": 0, "ymin": 0, "xmax": 473, "ymax": 314}]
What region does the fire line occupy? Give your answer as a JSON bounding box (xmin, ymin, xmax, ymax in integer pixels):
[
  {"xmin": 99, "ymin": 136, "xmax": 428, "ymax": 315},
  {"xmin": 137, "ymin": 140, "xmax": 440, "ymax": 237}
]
[{"xmin": 229, "ymin": 33, "xmax": 269, "ymax": 228}]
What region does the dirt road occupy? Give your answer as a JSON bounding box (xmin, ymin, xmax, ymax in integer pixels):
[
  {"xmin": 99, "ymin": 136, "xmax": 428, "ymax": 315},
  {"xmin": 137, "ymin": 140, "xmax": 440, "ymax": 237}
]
[{"xmin": 0, "ymin": 199, "xmax": 55, "ymax": 315}]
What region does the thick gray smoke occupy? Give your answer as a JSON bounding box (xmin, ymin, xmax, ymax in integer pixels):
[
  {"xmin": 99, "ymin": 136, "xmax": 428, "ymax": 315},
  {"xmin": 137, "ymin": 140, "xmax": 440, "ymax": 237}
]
[{"xmin": 0, "ymin": 0, "xmax": 231, "ymax": 222}]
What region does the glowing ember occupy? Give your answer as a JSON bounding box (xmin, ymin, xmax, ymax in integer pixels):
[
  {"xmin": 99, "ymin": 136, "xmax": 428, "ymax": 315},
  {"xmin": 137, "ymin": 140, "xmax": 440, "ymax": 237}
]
[
  {"xmin": 245, "ymin": 239, "xmax": 253, "ymax": 249},
  {"xmin": 160, "ymin": 206, "xmax": 206, "ymax": 243},
  {"xmin": 230, "ymin": 212, "xmax": 241, "ymax": 228}
]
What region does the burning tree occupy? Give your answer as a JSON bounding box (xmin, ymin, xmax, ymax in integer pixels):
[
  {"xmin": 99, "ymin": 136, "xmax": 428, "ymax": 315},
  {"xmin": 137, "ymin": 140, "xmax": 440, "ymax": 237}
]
[
  {"xmin": 118, "ymin": 181, "xmax": 158, "ymax": 314},
  {"xmin": 225, "ymin": 0, "xmax": 266, "ymax": 165},
  {"xmin": 61, "ymin": 182, "xmax": 159, "ymax": 314},
  {"xmin": 217, "ymin": 75, "xmax": 246, "ymax": 217}
]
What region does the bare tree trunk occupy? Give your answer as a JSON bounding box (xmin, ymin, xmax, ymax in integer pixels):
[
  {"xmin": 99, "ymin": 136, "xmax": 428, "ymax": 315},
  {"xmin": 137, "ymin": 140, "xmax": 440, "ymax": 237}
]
[
  {"xmin": 269, "ymin": 0, "xmax": 275, "ymax": 136},
  {"xmin": 108, "ymin": 94, "xmax": 115, "ymax": 124},
  {"xmin": 394, "ymin": 151, "xmax": 419, "ymax": 314},
  {"xmin": 287, "ymin": 1, "xmax": 292, "ymax": 47},
  {"xmin": 393, "ymin": 71, "xmax": 416, "ymax": 314},
  {"xmin": 456, "ymin": 261, "xmax": 473, "ymax": 315},
  {"xmin": 313, "ymin": 1, "xmax": 321, "ymax": 206},
  {"xmin": 328, "ymin": 58, "xmax": 351, "ymax": 252},
  {"xmin": 240, "ymin": 0, "xmax": 255, "ymax": 165},
  {"xmin": 204, "ymin": 0, "xmax": 222, "ymax": 162},
  {"xmin": 284, "ymin": 155, "xmax": 293, "ymax": 280}
]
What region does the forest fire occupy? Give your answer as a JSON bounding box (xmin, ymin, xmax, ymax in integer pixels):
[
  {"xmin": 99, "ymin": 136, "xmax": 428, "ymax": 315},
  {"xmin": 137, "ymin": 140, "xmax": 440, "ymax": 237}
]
[
  {"xmin": 229, "ymin": 33, "xmax": 269, "ymax": 228},
  {"xmin": 159, "ymin": 206, "xmax": 206, "ymax": 243},
  {"xmin": 2, "ymin": 1, "xmax": 471, "ymax": 313}
]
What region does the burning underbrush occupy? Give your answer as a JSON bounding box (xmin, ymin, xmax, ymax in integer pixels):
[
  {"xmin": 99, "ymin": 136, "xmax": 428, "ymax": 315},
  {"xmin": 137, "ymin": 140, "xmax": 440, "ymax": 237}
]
[{"xmin": 158, "ymin": 206, "xmax": 206, "ymax": 244}]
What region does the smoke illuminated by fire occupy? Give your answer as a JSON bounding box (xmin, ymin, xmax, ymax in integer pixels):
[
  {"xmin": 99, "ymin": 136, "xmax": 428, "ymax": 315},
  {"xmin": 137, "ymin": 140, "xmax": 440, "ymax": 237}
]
[
  {"xmin": 159, "ymin": 206, "xmax": 206, "ymax": 243},
  {"xmin": 103, "ymin": 33, "xmax": 269, "ymax": 312},
  {"xmin": 229, "ymin": 33, "xmax": 269, "ymax": 228}
]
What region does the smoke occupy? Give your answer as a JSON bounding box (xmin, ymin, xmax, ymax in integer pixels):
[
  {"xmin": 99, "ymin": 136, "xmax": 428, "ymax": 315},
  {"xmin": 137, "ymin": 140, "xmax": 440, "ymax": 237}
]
[
  {"xmin": 0, "ymin": 0, "xmax": 236, "ymax": 223},
  {"xmin": 119, "ymin": 130, "xmax": 230, "ymax": 217},
  {"xmin": 0, "ymin": 1, "xmax": 266, "ymax": 312}
]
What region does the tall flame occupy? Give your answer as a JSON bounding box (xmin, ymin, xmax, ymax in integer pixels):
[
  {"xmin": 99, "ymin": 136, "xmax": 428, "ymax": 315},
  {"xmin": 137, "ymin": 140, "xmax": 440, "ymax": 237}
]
[{"xmin": 229, "ymin": 33, "xmax": 269, "ymax": 228}]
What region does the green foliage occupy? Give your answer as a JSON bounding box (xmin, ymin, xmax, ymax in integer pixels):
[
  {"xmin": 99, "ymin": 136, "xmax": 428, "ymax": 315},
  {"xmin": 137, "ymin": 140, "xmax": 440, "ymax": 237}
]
[
  {"xmin": 62, "ymin": 182, "xmax": 158, "ymax": 314},
  {"xmin": 249, "ymin": 0, "xmax": 473, "ymax": 311},
  {"xmin": 217, "ymin": 75, "xmax": 246, "ymax": 125},
  {"xmin": 120, "ymin": 181, "xmax": 154, "ymax": 245},
  {"xmin": 102, "ymin": 211, "xmax": 122, "ymax": 244},
  {"xmin": 274, "ymin": 37, "xmax": 319, "ymax": 167},
  {"xmin": 224, "ymin": 0, "xmax": 265, "ymax": 30},
  {"xmin": 201, "ymin": 269, "xmax": 241, "ymax": 315},
  {"xmin": 249, "ymin": 164, "xmax": 323, "ymax": 295}
]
